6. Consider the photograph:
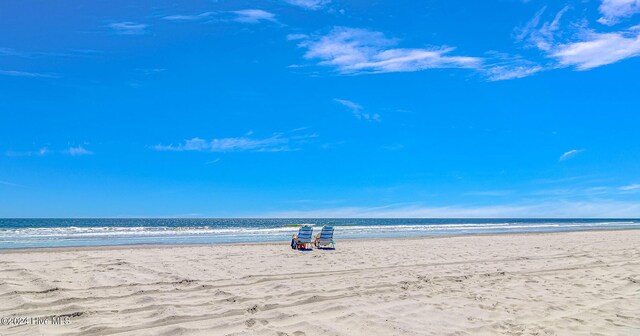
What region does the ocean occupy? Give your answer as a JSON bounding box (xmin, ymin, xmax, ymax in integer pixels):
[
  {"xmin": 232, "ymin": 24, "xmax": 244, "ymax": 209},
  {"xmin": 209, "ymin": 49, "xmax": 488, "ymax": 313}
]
[{"xmin": 0, "ymin": 218, "xmax": 639, "ymax": 249}]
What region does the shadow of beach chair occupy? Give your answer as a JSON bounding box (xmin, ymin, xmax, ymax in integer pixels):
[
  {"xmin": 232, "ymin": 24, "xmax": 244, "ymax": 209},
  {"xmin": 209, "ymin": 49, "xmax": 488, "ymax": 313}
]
[
  {"xmin": 291, "ymin": 225, "xmax": 313, "ymax": 250},
  {"xmin": 314, "ymin": 226, "xmax": 335, "ymax": 249}
]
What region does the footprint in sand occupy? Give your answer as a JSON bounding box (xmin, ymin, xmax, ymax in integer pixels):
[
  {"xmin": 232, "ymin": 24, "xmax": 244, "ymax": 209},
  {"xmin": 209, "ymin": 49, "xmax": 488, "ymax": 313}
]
[{"xmin": 247, "ymin": 304, "xmax": 259, "ymax": 314}]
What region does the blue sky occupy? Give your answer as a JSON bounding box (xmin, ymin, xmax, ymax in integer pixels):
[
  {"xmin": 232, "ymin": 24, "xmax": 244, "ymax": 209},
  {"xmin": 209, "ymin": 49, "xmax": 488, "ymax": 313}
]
[{"xmin": 1, "ymin": 0, "xmax": 640, "ymax": 217}]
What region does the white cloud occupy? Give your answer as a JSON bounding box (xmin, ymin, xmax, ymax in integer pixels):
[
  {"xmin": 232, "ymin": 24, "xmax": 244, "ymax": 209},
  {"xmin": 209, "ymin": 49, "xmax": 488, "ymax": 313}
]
[
  {"xmin": 560, "ymin": 149, "xmax": 585, "ymax": 161},
  {"xmin": 232, "ymin": 9, "xmax": 277, "ymax": 24},
  {"xmin": 205, "ymin": 158, "xmax": 221, "ymax": 165},
  {"xmin": 297, "ymin": 27, "xmax": 482, "ymax": 74},
  {"xmin": 464, "ymin": 190, "xmax": 513, "ymax": 196},
  {"xmin": 334, "ymin": 98, "xmax": 380, "ymax": 122},
  {"xmin": 484, "ymin": 63, "xmax": 544, "ymax": 81},
  {"xmin": 517, "ymin": 6, "xmax": 640, "ymax": 70},
  {"xmin": 285, "ymin": 0, "xmax": 331, "ymax": 10},
  {"xmin": 0, "ymin": 47, "xmax": 29, "ymax": 57},
  {"xmin": 598, "ymin": 0, "xmax": 640, "ymax": 25},
  {"xmin": 516, "ymin": 6, "xmax": 569, "ymax": 51},
  {"xmin": 515, "ymin": 6, "xmax": 547, "ymax": 42},
  {"xmin": 552, "ymin": 31, "xmax": 640, "ymax": 70},
  {"xmin": 108, "ymin": 22, "xmax": 147, "ymax": 35},
  {"xmin": 620, "ymin": 183, "xmax": 640, "ymax": 191},
  {"xmin": 0, "ymin": 69, "xmax": 56, "ymax": 78},
  {"xmin": 6, "ymin": 146, "xmax": 92, "ymax": 157},
  {"xmin": 0, "ymin": 48, "xmax": 67, "ymax": 58},
  {"xmin": 287, "ymin": 33, "xmax": 309, "ymax": 41},
  {"xmin": 333, "ymin": 98, "xmax": 362, "ymax": 111},
  {"xmin": 5, "ymin": 147, "xmax": 49, "ymax": 157},
  {"xmin": 137, "ymin": 68, "xmax": 165, "ymax": 75},
  {"xmin": 164, "ymin": 10, "xmax": 277, "ymax": 25},
  {"xmin": 154, "ymin": 132, "xmax": 316, "ymax": 153},
  {"xmin": 480, "ymin": 51, "xmax": 547, "ymax": 80},
  {"xmin": 475, "ymin": 51, "xmax": 547, "ymax": 81},
  {"xmin": 265, "ymin": 200, "xmax": 640, "ymax": 218},
  {"xmin": 163, "ymin": 12, "xmax": 214, "ymax": 21},
  {"xmin": 66, "ymin": 146, "xmax": 93, "ymax": 156},
  {"xmin": 0, "ymin": 180, "xmax": 20, "ymax": 187}
]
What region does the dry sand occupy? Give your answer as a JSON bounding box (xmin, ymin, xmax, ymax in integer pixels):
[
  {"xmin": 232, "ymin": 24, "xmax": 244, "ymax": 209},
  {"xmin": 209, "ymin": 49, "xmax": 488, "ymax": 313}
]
[{"xmin": 1, "ymin": 230, "xmax": 639, "ymax": 335}]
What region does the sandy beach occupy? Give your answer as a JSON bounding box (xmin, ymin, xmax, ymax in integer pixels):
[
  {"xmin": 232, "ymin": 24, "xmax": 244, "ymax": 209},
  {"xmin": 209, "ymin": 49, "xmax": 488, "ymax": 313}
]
[{"xmin": 1, "ymin": 230, "xmax": 639, "ymax": 335}]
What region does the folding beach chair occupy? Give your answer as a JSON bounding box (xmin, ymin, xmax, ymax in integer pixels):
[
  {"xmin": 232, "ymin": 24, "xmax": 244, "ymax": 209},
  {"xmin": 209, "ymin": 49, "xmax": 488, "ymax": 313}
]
[
  {"xmin": 291, "ymin": 225, "xmax": 313, "ymax": 250},
  {"xmin": 314, "ymin": 226, "xmax": 335, "ymax": 249}
]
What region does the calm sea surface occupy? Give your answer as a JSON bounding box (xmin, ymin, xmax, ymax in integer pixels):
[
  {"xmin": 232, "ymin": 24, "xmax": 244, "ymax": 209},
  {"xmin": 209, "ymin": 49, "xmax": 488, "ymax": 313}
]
[{"xmin": 0, "ymin": 218, "xmax": 638, "ymax": 249}]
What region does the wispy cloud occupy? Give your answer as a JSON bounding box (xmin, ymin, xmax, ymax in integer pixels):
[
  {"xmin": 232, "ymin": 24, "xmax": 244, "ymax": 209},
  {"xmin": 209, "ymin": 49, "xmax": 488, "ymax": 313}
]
[
  {"xmin": 484, "ymin": 64, "xmax": 544, "ymax": 81},
  {"xmin": 1, "ymin": 48, "xmax": 100, "ymax": 62},
  {"xmin": 296, "ymin": 27, "xmax": 482, "ymax": 74},
  {"xmin": 136, "ymin": 68, "xmax": 165, "ymax": 75},
  {"xmin": 598, "ymin": 0, "xmax": 640, "ymax": 25},
  {"xmin": 516, "ymin": 6, "xmax": 569, "ymax": 51},
  {"xmin": 232, "ymin": 9, "xmax": 277, "ymax": 24},
  {"xmin": 483, "ymin": 57, "xmax": 544, "ymax": 81},
  {"xmin": 552, "ymin": 30, "xmax": 640, "ymax": 70},
  {"xmin": 523, "ymin": 181, "xmax": 640, "ymax": 197},
  {"xmin": 6, "ymin": 146, "xmax": 93, "ymax": 157},
  {"xmin": 265, "ymin": 200, "xmax": 640, "ymax": 218},
  {"xmin": 0, "ymin": 47, "xmax": 67, "ymax": 58},
  {"xmin": 0, "ymin": 69, "xmax": 57, "ymax": 78},
  {"xmin": 334, "ymin": 98, "xmax": 380, "ymax": 121},
  {"xmin": 464, "ymin": 190, "xmax": 513, "ymax": 196},
  {"xmin": 503, "ymin": 6, "xmax": 571, "ymax": 79},
  {"xmin": 205, "ymin": 158, "xmax": 221, "ymax": 165},
  {"xmin": 560, "ymin": 149, "xmax": 585, "ymax": 161},
  {"xmin": 382, "ymin": 144, "xmax": 404, "ymax": 151},
  {"xmin": 65, "ymin": 146, "xmax": 93, "ymax": 156},
  {"xmin": 0, "ymin": 180, "xmax": 21, "ymax": 187},
  {"xmin": 620, "ymin": 183, "xmax": 640, "ymax": 191},
  {"xmin": 5, "ymin": 147, "xmax": 49, "ymax": 157},
  {"xmin": 285, "ymin": 0, "xmax": 331, "ymax": 10},
  {"xmin": 153, "ymin": 132, "xmax": 316, "ymax": 153},
  {"xmin": 162, "ymin": 10, "xmax": 277, "ymax": 25},
  {"xmin": 333, "ymin": 98, "xmax": 362, "ymax": 111},
  {"xmin": 287, "ymin": 33, "xmax": 309, "ymax": 41},
  {"xmin": 1, "ymin": 47, "xmax": 32, "ymax": 57},
  {"xmin": 515, "ymin": 6, "xmax": 548, "ymax": 44},
  {"xmin": 108, "ymin": 22, "xmax": 148, "ymax": 35},
  {"xmin": 517, "ymin": 6, "xmax": 640, "ymax": 70},
  {"xmin": 163, "ymin": 12, "xmax": 215, "ymax": 21},
  {"xmin": 296, "ymin": 27, "xmax": 535, "ymax": 81}
]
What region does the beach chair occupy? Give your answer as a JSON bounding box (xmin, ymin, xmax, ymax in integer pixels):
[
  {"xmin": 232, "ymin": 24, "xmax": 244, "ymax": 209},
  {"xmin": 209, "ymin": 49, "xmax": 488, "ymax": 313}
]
[
  {"xmin": 291, "ymin": 225, "xmax": 313, "ymax": 250},
  {"xmin": 314, "ymin": 226, "xmax": 335, "ymax": 249}
]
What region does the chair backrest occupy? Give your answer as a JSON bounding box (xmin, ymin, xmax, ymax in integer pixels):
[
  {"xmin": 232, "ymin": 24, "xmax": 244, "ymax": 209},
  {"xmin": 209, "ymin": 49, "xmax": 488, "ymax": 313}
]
[
  {"xmin": 318, "ymin": 226, "xmax": 334, "ymax": 241},
  {"xmin": 297, "ymin": 226, "xmax": 313, "ymax": 243}
]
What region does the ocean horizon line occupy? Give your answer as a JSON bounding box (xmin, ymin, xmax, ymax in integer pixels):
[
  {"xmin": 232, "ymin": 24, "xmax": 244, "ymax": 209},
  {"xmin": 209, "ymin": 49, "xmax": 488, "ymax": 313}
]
[{"xmin": 2, "ymin": 217, "xmax": 640, "ymax": 219}]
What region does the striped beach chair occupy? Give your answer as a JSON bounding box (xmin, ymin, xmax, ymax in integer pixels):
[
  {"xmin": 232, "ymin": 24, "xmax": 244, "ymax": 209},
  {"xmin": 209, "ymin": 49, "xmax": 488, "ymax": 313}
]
[
  {"xmin": 291, "ymin": 225, "xmax": 313, "ymax": 250},
  {"xmin": 314, "ymin": 226, "xmax": 335, "ymax": 249}
]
